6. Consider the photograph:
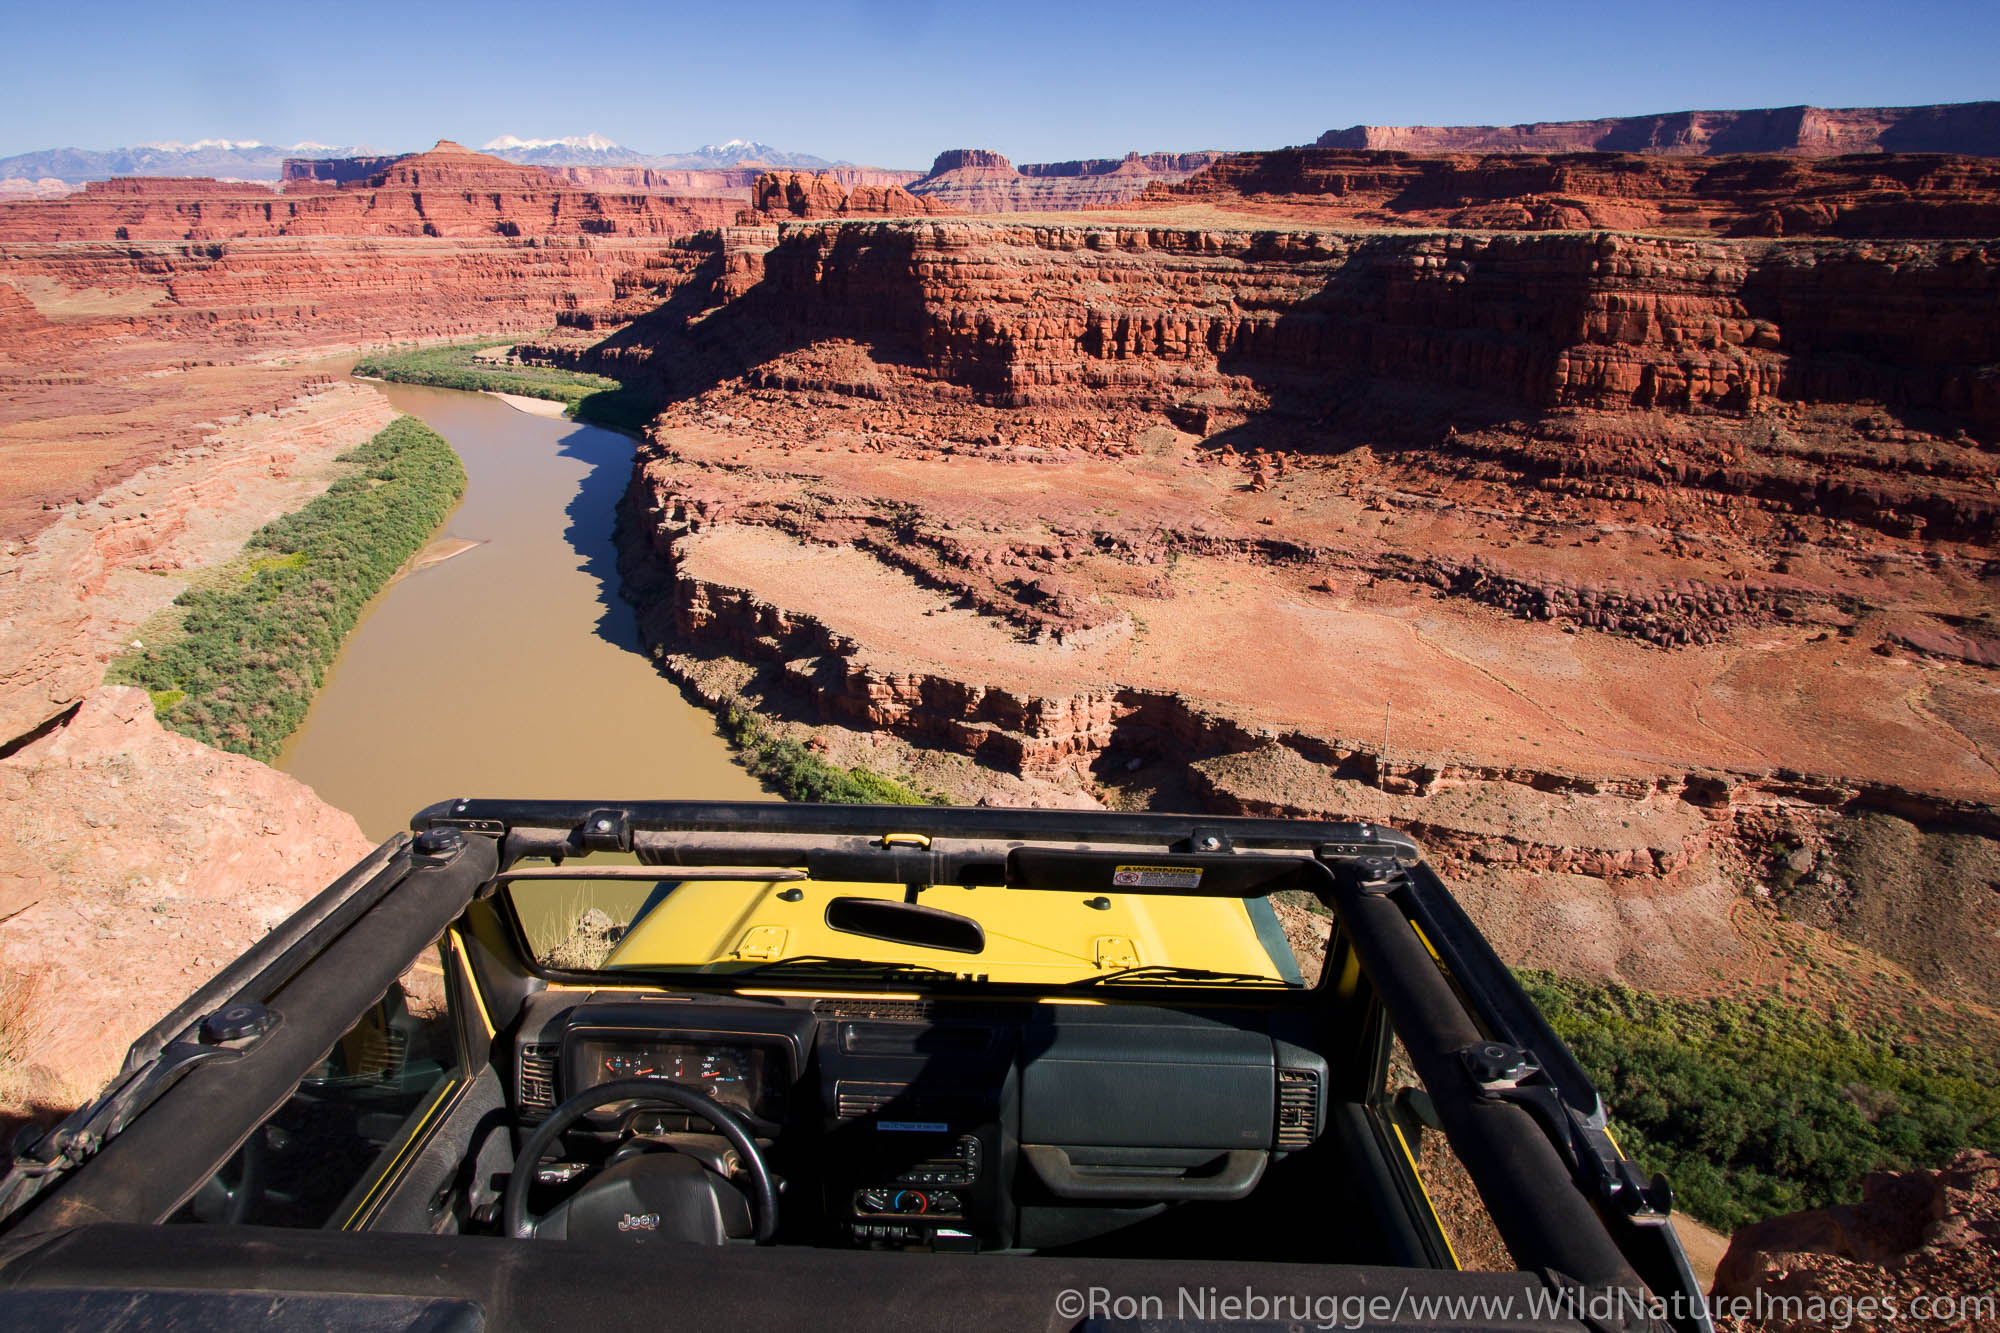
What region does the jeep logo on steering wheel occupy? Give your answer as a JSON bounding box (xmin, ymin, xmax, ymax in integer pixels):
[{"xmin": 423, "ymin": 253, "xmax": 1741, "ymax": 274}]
[{"xmin": 617, "ymin": 1212, "xmax": 661, "ymax": 1232}]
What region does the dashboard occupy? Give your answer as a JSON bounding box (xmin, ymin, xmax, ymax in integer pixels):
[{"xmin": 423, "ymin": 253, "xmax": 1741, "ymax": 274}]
[{"xmin": 512, "ymin": 991, "xmax": 1328, "ymax": 1252}]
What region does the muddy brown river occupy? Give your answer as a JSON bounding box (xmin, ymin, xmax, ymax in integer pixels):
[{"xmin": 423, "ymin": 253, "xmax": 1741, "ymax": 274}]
[{"xmin": 278, "ymin": 382, "xmax": 768, "ymax": 840}]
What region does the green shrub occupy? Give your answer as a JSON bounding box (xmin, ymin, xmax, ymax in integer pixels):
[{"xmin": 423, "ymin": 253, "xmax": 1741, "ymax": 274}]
[
  {"xmin": 109, "ymin": 417, "xmax": 465, "ymax": 761},
  {"xmin": 572, "ymin": 385, "xmax": 661, "ymax": 434},
  {"xmin": 354, "ymin": 341, "xmax": 653, "ymax": 427},
  {"xmin": 1521, "ymin": 972, "xmax": 2000, "ymax": 1232},
  {"xmin": 716, "ymin": 699, "xmax": 936, "ymax": 806}
]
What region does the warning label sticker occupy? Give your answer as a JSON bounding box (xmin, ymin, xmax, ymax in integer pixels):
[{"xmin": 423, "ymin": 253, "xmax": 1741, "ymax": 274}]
[{"xmin": 1112, "ymin": 864, "xmax": 1204, "ymax": 890}]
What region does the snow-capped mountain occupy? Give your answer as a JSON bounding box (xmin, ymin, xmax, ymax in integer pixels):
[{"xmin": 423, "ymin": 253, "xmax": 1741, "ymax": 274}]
[
  {"xmin": 479, "ymin": 133, "xmax": 643, "ymax": 165},
  {"xmin": 481, "ymin": 133, "xmax": 623, "ymax": 153},
  {"xmin": 135, "ymin": 138, "xmax": 268, "ymax": 151},
  {"xmin": 0, "ymin": 140, "xmax": 373, "ymax": 185},
  {"xmin": 479, "ymin": 134, "xmax": 834, "ymax": 170},
  {"xmin": 679, "ymin": 138, "xmax": 834, "ymax": 168}
]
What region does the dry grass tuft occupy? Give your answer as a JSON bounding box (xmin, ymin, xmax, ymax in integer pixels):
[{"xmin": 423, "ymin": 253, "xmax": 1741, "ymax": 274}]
[{"xmin": 544, "ymin": 908, "xmax": 624, "ymax": 971}]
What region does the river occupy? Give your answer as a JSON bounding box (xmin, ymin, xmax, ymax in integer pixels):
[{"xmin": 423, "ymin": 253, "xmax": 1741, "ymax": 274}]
[{"xmin": 277, "ymin": 382, "xmax": 768, "ymax": 841}]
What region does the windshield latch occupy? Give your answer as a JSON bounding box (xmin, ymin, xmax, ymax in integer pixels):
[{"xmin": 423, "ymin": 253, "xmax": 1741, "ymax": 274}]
[
  {"xmin": 578, "ymin": 808, "xmax": 631, "ymax": 854},
  {"xmin": 1180, "ymin": 827, "xmax": 1233, "ymax": 854}
]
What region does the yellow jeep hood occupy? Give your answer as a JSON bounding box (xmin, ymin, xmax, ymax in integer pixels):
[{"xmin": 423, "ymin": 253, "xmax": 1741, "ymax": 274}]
[{"xmin": 602, "ymin": 878, "xmax": 1300, "ymax": 986}]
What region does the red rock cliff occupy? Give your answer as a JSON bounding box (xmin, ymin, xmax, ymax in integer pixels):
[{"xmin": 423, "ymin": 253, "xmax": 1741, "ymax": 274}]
[
  {"xmin": 0, "ymin": 141, "xmax": 739, "ymax": 242},
  {"xmin": 1316, "ymin": 100, "xmax": 2000, "ymax": 156},
  {"xmin": 1146, "ymin": 148, "xmax": 2000, "ymax": 238},
  {"xmin": 744, "ymin": 171, "xmax": 952, "ymax": 220},
  {"xmin": 721, "ymin": 221, "xmax": 2000, "ymax": 445},
  {"xmin": 907, "ymin": 148, "xmax": 1221, "ymax": 211}
]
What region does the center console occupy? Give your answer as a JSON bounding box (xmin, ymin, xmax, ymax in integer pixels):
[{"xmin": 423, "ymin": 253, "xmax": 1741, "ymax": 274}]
[{"xmin": 813, "ymin": 1005, "xmax": 1018, "ymax": 1249}]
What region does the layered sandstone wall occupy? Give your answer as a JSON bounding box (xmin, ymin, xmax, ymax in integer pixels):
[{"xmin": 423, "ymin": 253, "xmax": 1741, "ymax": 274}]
[
  {"xmin": 744, "ymin": 171, "xmax": 953, "ymax": 220},
  {"xmin": 284, "ymin": 155, "xmax": 926, "ymax": 199},
  {"xmin": 280, "ymin": 155, "xmax": 398, "ymax": 185},
  {"xmin": 546, "ymin": 164, "xmax": 922, "ymax": 196},
  {"xmin": 727, "ymin": 221, "xmax": 2000, "ymax": 443},
  {"xmin": 0, "ymin": 139, "xmax": 742, "ymax": 545},
  {"xmin": 0, "ymin": 142, "xmax": 740, "ymax": 243},
  {"xmin": 1315, "ymin": 101, "xmax": 2000, "ymax": 157},
  {"xmin": 0, "ymin": 234, "xmax": 683, "ymax": 348},
  {"xmin": 1147, "ymin": 148, "xmax": 2000, "ymax": 238},
  {"xmin": 907, "ymin": 148, "xmax": 1222, "ymax": 211},
  {"xmin": 1020, "ymin": 152, "xmax": 1223, "ymax": 179}
]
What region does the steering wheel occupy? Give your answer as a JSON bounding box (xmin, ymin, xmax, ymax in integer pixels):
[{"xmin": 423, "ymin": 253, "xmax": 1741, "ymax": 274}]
[{"xmin": 502, "ymin": 1078, "xmax": 779, "ymax": 1245}]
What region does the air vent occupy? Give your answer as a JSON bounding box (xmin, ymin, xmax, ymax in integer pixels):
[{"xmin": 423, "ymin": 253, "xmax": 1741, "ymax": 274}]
[
  {"xmin": 836, "ymin": 1080, "xmax": 910, "ymax": 1118},
  {"xmin": 518, "ymin": 1044, "xmax": 559, "ymax": 1122},
  {"xmin": 813, "ymin": 999, "xmax": 934, "ymax": 1022},
  {"xmin": 842, "ymin": 1023, "xmax": 994, "ymax": 1055},
  {"xmin": 1276, "ymin": 1068, "xmax": 1321, "ymax": 1149}
]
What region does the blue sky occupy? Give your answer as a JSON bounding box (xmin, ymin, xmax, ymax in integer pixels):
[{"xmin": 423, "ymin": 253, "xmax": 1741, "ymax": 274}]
[{"xmin": 4, "ymin": 0, "xmax": 1995, "ymax": 166}]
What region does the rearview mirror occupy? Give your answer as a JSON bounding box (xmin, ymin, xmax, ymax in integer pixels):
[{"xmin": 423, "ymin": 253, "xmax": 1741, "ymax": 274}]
[{"xmin": 824, "ymin": 897, "xmax": 986, "ymax": 955}]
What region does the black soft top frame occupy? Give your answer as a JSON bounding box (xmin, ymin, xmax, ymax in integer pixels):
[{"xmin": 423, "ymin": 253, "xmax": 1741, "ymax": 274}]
[
  {"xmin": 415, "ymin": 798, "xmax": 1708, "ymax": 1330},
  {"xmin": 0, "ymin": 799, "xmax": 1710, "ymax": 1333}
]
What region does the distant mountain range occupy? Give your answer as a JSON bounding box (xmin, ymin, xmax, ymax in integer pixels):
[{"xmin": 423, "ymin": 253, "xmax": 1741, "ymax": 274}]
[
  {"xmin": 0, "ymin": 134, "xmax": 842, "ymax": 185},
  {"xmin": 0, "ymin": 141, "xmax": 374, "ymax": 185},
  {"xmin": 477, "ymin": 135, "xmax": 838, "ymax": 171}
]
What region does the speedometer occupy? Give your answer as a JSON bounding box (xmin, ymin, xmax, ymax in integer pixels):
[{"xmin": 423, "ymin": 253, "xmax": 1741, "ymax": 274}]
[{"xmin": 698, "ymin": 1049, "xmax": 745, "ymax": 1085}]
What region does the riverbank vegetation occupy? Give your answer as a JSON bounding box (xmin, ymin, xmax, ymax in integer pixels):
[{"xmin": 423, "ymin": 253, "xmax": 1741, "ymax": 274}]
[
  {"xmin": 110, "ymin": 416, "xmax": 464, "ymax": 762},
  {"xmin": 717, "ymin": 698, "xmax": 937, "ymax": 805},
  {"xmin": 353, "ymin": 340, "xmax": 656, "ymax": 433},
  {"xmin": 1520, "ymin": 971, "xmax": 2000, "ymax": 1232}
]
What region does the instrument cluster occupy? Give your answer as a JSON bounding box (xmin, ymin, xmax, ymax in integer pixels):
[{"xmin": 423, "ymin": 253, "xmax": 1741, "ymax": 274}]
[{"xmin": 576, "ymin": 1039, "xmax": 782, "ymax": 1122}]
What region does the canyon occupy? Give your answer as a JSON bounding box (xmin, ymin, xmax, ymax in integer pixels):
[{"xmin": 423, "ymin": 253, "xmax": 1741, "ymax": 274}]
[
  {"xmin": 0, "ymin": 142, "xmax": 767, "ymax": 1127},
  {"xmin": 0, "ymin": 140, "xmax": 753, "ymax": 545},
  {"xmin": 284, "ymin": 145, "xmax": 1221, "ymax": 213},
  {"xmin": 1, "ymin": 124, "xmax": 1996, "ymax": 1252},
  {"xmin": 512, "ymin": 162, "xmax": 2000, "ymax": 1016}
]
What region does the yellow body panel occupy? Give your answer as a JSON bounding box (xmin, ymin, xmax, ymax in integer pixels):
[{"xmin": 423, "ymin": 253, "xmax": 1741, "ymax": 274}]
[{"xmin": 601, "ymin": 878, "xmax": 1296, "ymax": 985}]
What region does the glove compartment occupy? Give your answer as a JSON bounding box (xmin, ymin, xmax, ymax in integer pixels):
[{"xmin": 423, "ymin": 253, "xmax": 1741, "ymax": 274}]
[{"xmin": 1019, "ymin": 1008, "xmax": 1275, "ymax": 1150}]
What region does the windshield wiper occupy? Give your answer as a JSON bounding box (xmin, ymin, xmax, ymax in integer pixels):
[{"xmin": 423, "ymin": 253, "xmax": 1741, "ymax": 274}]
[
  {"xmin": 1066, "ymin": 964, "xmax": 1292, "ymax": 989},
  {"xmin": 723, "ymin": 954, "xmax": 977, "ymax": 982}
]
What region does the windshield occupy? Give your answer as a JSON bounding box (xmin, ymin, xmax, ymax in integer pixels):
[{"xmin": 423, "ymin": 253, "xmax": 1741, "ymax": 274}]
[{"xmin": 502, "ymin": 867, "xmax": 1310, "ymax": 989}]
